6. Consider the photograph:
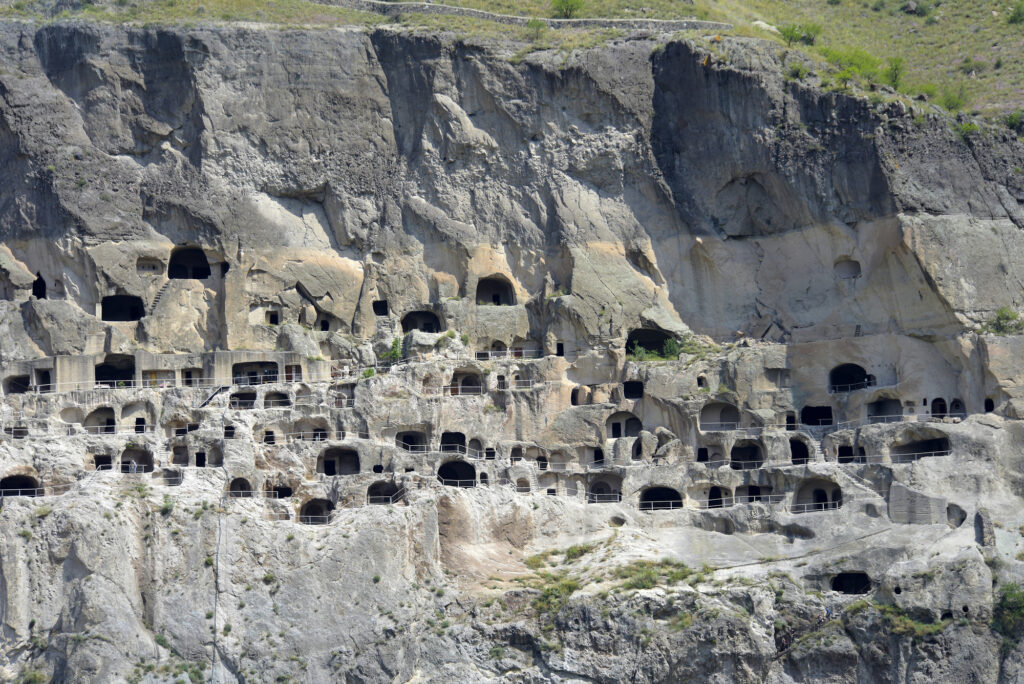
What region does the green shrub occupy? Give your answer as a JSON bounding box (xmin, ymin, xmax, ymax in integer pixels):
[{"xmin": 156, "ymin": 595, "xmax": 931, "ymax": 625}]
[
  {"xmin": 820, "ymin": 47, "xmax": 881, "ymax": 80},
  {"xmin": 787, "ymin": 63, "xmax": 809, "ymax": 80},
  {"xmin": 1009, "ymin": 1, "xmax": 1024, "ymax": 24},
  {"xmin": 877, "ymin": 603, "xmax": 950, "ymax": 640},
  {"xmin": 373, "ymin": 574, "xmax": 381, "ymax": 584},
  {"xmin": 1006, "ymin": 110, "xmax": 1024, "ymax": 133},
  {"xmin": 884, "ymin": 57, "xmax": 904, "ymax": 89},
  {"xmin": 955, "ymin": 122, "xmax": 980, "ymax": 140},
  {"xmin": 613, "ymin": 560, "xmax": 694, "ymax": 590},
  {"xmin": 489, "ymin": 646, "xmax": 504, "ymax": 659},
  {"xmin": 662, "ymin": 338, "xmax": 680, "ymax": 359},
  {"xmin": 798, "ymin": 23, "xmax": 822, "ymax": 45},
  {"xmin": 361, "ymin": 368, "xmax": 375, "ymax": 379},
  {"xmin": 532, "ymin": 574, "xmax": 580, "ymax": 614},
  {"xmin": 160, "ymin": 495, "xmax": 174, "ymax": 516},
  {"xmin": 959, "ymin": 57, "xmax": 986, "ymax": 75},
  {"xmin": 525, "ymin": 552, "xmax": 551, "ymax": 569},
  {"xmin": 380, "ymin": 338, "xmax": 401, "ymax": 362},
  {"xmin": 563, "ymin": 543, "xmax": 596, "ymax": 562},
  {"xmin": 939, "ymin": 82, "xmax": 968, "ymax": 111},
  {"xmin": 525, "ymin": 17, "xmax": 545, "ymax": 41},
  {"xmin": 551, "ymin": 0, "xmax": 583, "ymax": 18},
  {"xmin": 154, "ymin": 634, "xmax": 170, "ymax": 649},
  {"xmin": 993, "ymin": 583, "xmax": 1024, "ymax": 645},
  {"xmin": 982, "ymin": 307, "xmax": 1024, "ymax": 335},
  {"xmin": 670, "ymin": 612, "xmax": 693, "ymax": 631},
  {"xmin": 262, "ymin": 573, "xmax": 276, "ymax": 585}
]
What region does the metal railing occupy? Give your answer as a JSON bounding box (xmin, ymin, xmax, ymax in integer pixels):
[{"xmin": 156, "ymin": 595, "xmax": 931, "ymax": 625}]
[
  {"xmin": 698, "ymin": 421, "xmax": 740, "ymax": 431},
  {"xmin": 367, "ymin": 487, "xmax": 406, "ymax": 505},
  {"xmin": 828, "ymin": 379, "xmax": 875, "ymax": 394},
  {"xmin": 438, "ymin": 384, "xmax": 485, "ymax": 396},
  {"xmin": 298, "ymin": 513, "xmax": 335, "ymax": 525},
  {"xmin": 789, "ymin": 500, "xmax": 842, "ymax": 514},
  {"xmin": 474, "ymin": 349, "xmax": 543, "ymax": 361},
  {"xmin": 887, "ymin": 449, "xmax": 952, "ymax": 464},
  {"xmin": 638, "ymin": 499, "xmax": 683, "ymax": 511},
  {"xmin": 436, "ymin": 477, "xmax": 477, "ymax": 488},
  {"xmin": 0, "ymin": 487, "xmax": 46, "ymax": 498},
  {"xmin": 586, "ymin": 492, "xmax": 622, "ymax": 503},
  {"xmin": 225, "ymin": 490, "xmax": 281, "ymax": 499}
]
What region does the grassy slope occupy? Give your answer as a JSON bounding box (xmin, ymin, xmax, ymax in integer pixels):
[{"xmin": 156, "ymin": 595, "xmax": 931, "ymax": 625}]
[
  {"xmin": 442, "ymin": 0, "xmax": 1024, "ymax": 114},
  {"xmin": 0, "ymin": 0, "xmax": 1021, "ymax": 114}
]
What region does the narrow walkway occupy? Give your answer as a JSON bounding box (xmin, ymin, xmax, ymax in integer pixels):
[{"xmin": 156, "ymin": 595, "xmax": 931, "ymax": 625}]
[{"xmin": 324, "ymin": 0, "xmax": 732, "ymax": 32}]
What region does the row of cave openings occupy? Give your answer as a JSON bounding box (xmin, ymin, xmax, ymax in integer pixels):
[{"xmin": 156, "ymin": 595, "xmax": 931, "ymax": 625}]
[
  {"xmin": 93, "ymin": 251, "xmax": 522, "ymax": 327},
  {"xmin": 633, "ymin": 478, "xmax": 842, "ymax": 511}
]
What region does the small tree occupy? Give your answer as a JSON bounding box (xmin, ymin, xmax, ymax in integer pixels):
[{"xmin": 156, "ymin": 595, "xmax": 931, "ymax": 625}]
[
  {"xmin": 884, "ymin": 56, "xmax": 904, "ymax": 89},
  {"xmin": 799, "ymin": 22, "xmax": 822, "ymax": 45},
  {"xmin": 939, "ymin": 82, "xmax": 968, "ymax": 111},
  {"xmin": 552, "ymin": 0, "xmax": 584, "ymax": 19},
  {"xmin": 526, "ymin": 17, "xmax": 546, "ymax": 41},
  {"xmin": 779, "ymin": 24, "xmax": 803, "ymax": 47}
]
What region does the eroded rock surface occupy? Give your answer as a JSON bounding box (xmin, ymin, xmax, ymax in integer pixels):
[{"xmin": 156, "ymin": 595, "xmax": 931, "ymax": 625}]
[{"xmin": 0, "ymin": 20, "xmax": 1023, "ymax": 684}]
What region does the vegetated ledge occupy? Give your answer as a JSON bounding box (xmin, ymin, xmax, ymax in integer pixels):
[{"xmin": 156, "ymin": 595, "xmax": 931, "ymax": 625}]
[{"xmin": 323, "ymin": 0, "xmax": 733, "ymax": 32}]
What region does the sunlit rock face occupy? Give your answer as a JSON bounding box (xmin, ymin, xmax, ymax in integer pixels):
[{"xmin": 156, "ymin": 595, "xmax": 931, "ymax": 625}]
[{"xmin": 0, "ymin": 21, "xmax": 1023, "ymax": 684}]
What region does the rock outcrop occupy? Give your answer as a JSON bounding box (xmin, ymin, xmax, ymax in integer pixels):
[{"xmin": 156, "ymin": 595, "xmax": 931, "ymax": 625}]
[{"xmin": 0, "ymin": 19, "xmax": 1023, "ymax": 684}]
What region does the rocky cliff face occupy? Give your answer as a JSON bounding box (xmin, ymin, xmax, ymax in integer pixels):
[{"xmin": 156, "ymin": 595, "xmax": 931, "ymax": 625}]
[{"xmin": 2, "ymin": 20, "xmax": 1024, "ymax": 684}]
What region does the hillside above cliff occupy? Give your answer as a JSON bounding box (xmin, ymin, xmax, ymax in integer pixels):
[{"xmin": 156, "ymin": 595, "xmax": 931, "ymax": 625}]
[{"xmin": 0, "ymin": 0, "xmax": 1021, "ymax": 116}]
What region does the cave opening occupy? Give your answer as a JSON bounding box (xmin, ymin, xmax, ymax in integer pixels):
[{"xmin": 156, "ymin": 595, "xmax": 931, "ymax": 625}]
[
  {"xmin": 101, "ymin": 295, "xmax": 144, "ymax": 322},
  {"xmin": 476, "ymin": 275, "xmax": 515, "ymax": 306},
  {"xmin": 437, "ymin": 460, "xmax": 476, "ymax": 487},
  {"xmin": 0, "ymin": 475, "xmax": 40, "ymax": 496},
  {"xmin": 790, "ymin": 439, "xmax": 809, "ymax": 465},
  {"xmin": 831, "ymin": 572, "xmax": 871, "ymax": 594},
  {"xmin": 401, "ymin": 310, "xmax": 442, "ymax": 333},
  {"xmin": 95, "ymin": 355, "xmax": 136, "ymax": 386},
  {"xmin": 640, "ymin": 486, "xmax": 682, "ymax": 510},
  {"xmin": 32, "ymin": 272, "xmax": 46, "ymax": 299},
  {"xmin": 168, "ymin": 247, "xmax": 211, "ymax": 280}
]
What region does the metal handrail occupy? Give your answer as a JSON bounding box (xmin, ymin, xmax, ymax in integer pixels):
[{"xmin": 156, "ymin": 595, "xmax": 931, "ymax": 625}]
[
  {"xmin": 0, "ymin": 487, "xmax": 46, "ymax": 497},
  {"xmin": 828, "ymin": 380, "xmax": 875, "ymax": 393},
  {"xmin": 888, "ymin": 449, "xmax": 952, "ymax": 464},
  {"xmin": 638, "ymin": 500, "xmax": 683, "ymax": 511},
  {"xmin": 586, "ymin": 492, "xmax": 622, "ymax": 503},
  {"xmin": 298, "ymin": 514, "xmax": 334, "ymax": 525},
  {"xmin": 698, "ymin": 421, "xmax": 740, "ymax": 431},
  {"xmin": 225, "ymin": 490, "xmax": 280, "ymax": 499},
  {"xmin": 789, "ymin": 500, "xmax": 842, "ymax": 514},
  {"xmin": 436, "ymin": 477, "xmax": 477, "ymax": 488},
  {"xmin": 367, "ymin": 487, "xmax": 406, "ymax": 505},
  {"xmin": 438, "ymin": 385, "xmax": 486, "ymax": 396}
]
